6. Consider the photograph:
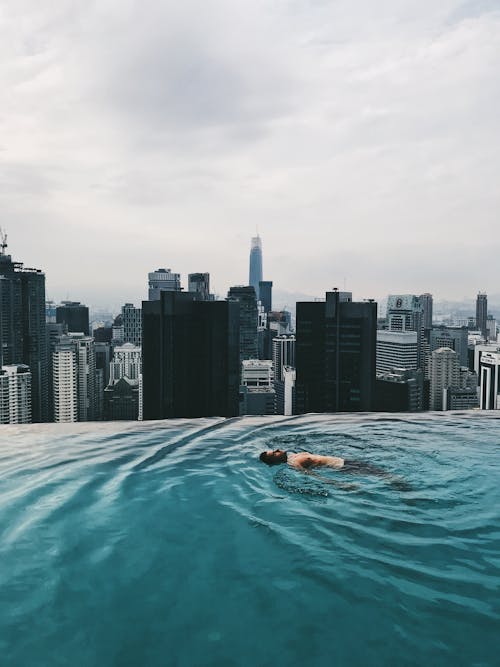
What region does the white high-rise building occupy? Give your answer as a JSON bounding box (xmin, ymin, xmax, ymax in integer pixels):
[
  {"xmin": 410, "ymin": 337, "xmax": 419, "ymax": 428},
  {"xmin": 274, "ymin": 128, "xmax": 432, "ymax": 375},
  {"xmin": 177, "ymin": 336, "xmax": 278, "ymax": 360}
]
[
  {"xmin": 472, "ymin": 343, "xmax": 500, "ymax": 376},
  {"xmin": 240, "ymin": 359, "xmax": 275, "ymax": 415},
  {"xmin": 430, "ymin": 347, "xmax": 459, "ymax": 410},
  {"xmin": 53, "ymin": 334, "xmax": 96, "ymax": 422},
  {"xmin": 386, "ymin": 295, "xmax": 424, "ymax": 368},
  {"xmin": 283, "ymin": 366, "xmax": 296, "ymax": 416},
  {"xmin": 73, "ymin": 334, "xmax": 96, "ymax": 422},
  {"xmin": 479, "ymin": 351, "xmax": 500, "ymax": 410},
  {"xmin": 53, "ymin": 342, "xmax": 78, "ymax": 422},
  {"xmin": 0, "ymin": 365, "xmax": 32, "ymax": 424},
  {"xmin": 138, "ymin": 373, "xmax": 143, "ymax": 421},
  {"xmin": 272, "ymin": 335, "xmax": 296, "ymax": 383},
  {"xmin": 376, "ymin": 331, "xmax": 418, "ymax": 374},
  {"xmin": 109, "ymin": 343, "xmax": 142, "ymax": 382},
  {"xmin": 148, "ymin": 268, "xmax": 181, "ymax": 300}
]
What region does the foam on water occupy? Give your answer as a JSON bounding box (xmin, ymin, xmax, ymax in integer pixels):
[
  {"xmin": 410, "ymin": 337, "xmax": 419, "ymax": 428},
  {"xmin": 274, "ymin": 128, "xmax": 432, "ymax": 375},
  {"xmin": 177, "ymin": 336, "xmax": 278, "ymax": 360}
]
[{"xmin": 1, "ymin": 413, "xmax": 499, "ymax": 666}]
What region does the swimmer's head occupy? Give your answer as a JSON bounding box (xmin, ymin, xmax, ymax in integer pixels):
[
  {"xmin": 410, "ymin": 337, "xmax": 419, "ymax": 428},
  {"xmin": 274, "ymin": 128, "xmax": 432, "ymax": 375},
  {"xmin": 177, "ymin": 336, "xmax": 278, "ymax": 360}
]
[{"xmin": 259, "ymin": 449, "xmax": 287, "ymax": 466}]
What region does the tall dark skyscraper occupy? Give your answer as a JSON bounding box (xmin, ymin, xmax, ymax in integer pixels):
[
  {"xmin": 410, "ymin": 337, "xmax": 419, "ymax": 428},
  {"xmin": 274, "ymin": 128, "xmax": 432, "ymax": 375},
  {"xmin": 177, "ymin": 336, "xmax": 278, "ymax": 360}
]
[
  {"xmin": 0, "ymin": 249, "xmax": 48, "ymax": 422},
  {"xmin": 249, "ymin": 236, "xmax": 263, "ymax": 299},
  {"xmin": 259, "ymin": 280, "xmax": 272, "ymax": 313},
  {"xmin": 56, "ymin": 301, "xmax": 89, "ymax": 335},
  {"xmin": 227, "ymin": 286, "xmax": 258, "ymax": 367},
  {"xmin": 142, "ymin": 291, "xmax": 240, "ymax": 419},
  {"xmin": 295, "ymin": 291, "xmax": 377, "ymax": 413},
  {"xmin": 476, "ymin": 292, "xmax": 488, "ymax": 338}
]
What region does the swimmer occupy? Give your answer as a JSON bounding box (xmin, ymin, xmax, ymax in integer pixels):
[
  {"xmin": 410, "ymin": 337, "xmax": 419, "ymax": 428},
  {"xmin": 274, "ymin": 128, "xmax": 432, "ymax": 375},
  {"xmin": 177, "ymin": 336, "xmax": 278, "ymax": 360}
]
[
  {"xmin": 259, "ymin": 449, "xmax": 411, "ymax": 491},
  {"xmin": 260, "ymin": 449, "xmax": 344, "ymax": 470}
]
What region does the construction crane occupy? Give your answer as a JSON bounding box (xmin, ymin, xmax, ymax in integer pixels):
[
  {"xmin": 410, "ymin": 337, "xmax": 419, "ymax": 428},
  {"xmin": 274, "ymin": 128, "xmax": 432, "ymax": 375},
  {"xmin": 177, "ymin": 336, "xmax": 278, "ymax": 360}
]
[{"xmin": 0, "ymin": 227, "xmax": 7, "ymax": 255}]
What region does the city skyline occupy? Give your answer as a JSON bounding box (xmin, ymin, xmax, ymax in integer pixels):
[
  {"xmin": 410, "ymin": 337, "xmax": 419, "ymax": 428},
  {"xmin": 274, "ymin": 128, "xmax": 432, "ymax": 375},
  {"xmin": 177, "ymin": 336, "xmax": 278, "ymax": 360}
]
[
  {"xmin": 4, "ymin": 231, "xmax": 499, "ymax": 316},
  {"xmin": 2, "ymin": 2, "xmax": 499, "ymax": 305}
]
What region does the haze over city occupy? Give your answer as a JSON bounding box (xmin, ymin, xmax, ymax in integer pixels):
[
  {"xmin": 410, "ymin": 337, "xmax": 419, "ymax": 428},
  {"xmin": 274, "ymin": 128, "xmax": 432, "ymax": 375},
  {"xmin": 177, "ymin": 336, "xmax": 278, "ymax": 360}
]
[{"xmin": 2, "ymin": 1, "xmax": 499, "ymax": 306}]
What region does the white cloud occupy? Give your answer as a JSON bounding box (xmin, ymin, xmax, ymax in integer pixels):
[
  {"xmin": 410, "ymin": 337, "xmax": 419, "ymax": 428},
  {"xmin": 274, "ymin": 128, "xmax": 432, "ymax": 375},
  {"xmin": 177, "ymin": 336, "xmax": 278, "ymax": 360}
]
[{"xmin": 1, "ymin": 0, "xmax": 499, "ymax": 307}]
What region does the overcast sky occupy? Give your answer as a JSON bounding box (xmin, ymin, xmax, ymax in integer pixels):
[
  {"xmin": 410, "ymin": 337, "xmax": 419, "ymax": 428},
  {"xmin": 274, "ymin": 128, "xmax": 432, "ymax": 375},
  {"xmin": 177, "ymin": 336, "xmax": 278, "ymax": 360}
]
[{"xmin": 2, "ymin": 0, "xmax": 499, "ymax": 309}]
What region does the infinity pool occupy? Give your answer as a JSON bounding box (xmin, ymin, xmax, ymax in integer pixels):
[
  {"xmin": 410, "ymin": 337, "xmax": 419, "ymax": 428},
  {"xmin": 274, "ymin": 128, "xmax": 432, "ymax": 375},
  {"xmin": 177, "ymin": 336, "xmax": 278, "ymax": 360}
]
[{"xmin": 1, "ymin": 413, "xmax": 499, "ymax": 666}]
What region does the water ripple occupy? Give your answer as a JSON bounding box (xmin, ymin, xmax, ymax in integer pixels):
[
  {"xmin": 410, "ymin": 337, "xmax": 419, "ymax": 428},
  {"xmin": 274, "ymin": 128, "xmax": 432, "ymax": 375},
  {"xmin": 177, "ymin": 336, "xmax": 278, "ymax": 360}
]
[{"xmin": 0, "ymin": 413, "xmax": 499, "ymax": 667}]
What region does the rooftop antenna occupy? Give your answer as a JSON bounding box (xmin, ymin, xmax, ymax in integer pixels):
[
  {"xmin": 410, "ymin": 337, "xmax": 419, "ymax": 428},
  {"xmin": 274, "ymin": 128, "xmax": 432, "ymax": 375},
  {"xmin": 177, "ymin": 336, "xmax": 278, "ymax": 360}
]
[{"xmin": 0, "ymin": 228, "xmax": 7, "ymax": 255}]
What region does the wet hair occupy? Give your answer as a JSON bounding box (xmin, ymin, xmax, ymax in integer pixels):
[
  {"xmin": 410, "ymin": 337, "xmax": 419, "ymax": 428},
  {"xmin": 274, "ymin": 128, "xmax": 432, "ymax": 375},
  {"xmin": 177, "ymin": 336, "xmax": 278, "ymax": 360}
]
[{"xmin": 259, "ymin": 450, "xmax": 287, "ymax": 466}]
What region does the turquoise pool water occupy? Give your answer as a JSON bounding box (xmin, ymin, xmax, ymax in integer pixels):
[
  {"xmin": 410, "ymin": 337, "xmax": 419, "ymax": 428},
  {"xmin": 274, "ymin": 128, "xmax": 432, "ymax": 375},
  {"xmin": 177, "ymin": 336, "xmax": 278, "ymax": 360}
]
[{"xmin": 1, "ymin": 413, "xmax": 499, "ymax": 666}]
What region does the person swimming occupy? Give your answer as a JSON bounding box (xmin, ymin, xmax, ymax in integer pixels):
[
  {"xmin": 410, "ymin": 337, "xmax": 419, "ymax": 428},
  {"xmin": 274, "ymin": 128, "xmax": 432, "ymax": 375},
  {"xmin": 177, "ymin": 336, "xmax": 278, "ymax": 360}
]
[{"xmin": 259, "ymin": 449, "xmax": 411, "ymax": 490}]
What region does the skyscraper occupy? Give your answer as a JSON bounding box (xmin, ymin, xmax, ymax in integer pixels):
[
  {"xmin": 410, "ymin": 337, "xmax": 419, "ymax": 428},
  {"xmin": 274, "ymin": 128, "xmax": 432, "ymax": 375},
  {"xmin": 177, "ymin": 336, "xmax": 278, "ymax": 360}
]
[
  {"xmin": 386, "ymin": 294, "xmax": 424, "ymax": 369},
  {"xmin": 109, "ymin": 343, "xmax": 141, "ymax": 382},
  {"xmin": 104, "ymin": 343, "xmax": 142, "ymax": 421},
  {"xmin": 0, "ymin": 364, "xmax": 31, "ymax": 424},
  {"xmin": 376, "ymin": 331, "xmax": 418, "ymax": 374},
  {"xmin": 273, "ymin": 335, "xmax": 296, "ymax": 414},
  {"xmin": 142, "ymin": 291, "xmax": 240, "ymax": 419},
  {"xmin": 188, "ymin": 273, "xmax": 211, "ymax": 300},
  {"xmin": 227, "ymin": 286, "xmax": 258, "ymax": 368},
  {"xmin": 52, "ymin": 339, "xmax": 78, "ymax": 422},
  {"xmin": 259, "ymin": 281, "xmax": 272, "ymax": 313},
  {"xmin": 430, "ymin": 347, "xmax": 459, "ymax": 410},
  {"xmin": 249, "ymin": 236, "xmax": 263, "ymax": 299},
  {"xmin": 72, "ymin": 334, "xmax": 97, "ymax": 422},
  {"xmin": 479, "ymin": 351, "xmax": 500, "ymax": 410},
  {"xmin": 296, "ymin": 291, "xmax": 377, "ymax": 413},
  {"xmin": 272, "ymin": 335, "xmax": 296, "ymax": 383},
  {"xmin": 0, "ymin": 249, "xmax": 48, "ymax": 422},
  {"xmin": 52, "ymin": 333, "xmax": 97, "ymax": 422},
  {"xmin": 476, "ymin": 292, "xmax": 488, "ymax": 339},
  {"xmin": 375, "ymin": 368, "xmax": 425, "ymax": 412},
  {"xmin": 122, "ymin": 303, "xmax": 142, "ymax": 346},
  {"xmin": 429, "ymin": 326, "xmax": 468, "ymax": 367},
  {"xmin": 240, "ymin": 359, "xmax": 275, "ymax": 415},
  {"xmin": 148, "ymin": 268, "xmax": 181, "ymax": 300},
  {"xmin": 56, "ymin": 301, "xmax": 89, "ymax": 335},
  {"xmin": 420, "ymin": 293, "xmax": 433, "ymax": 329}
]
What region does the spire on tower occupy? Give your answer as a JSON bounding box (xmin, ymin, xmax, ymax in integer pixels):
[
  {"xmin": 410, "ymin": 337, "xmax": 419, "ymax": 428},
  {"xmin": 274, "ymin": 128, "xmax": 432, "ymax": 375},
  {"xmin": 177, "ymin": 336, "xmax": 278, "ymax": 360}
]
[{"xmin": 0, "ymin": 227, "xmax": 8, "ymax": 255}]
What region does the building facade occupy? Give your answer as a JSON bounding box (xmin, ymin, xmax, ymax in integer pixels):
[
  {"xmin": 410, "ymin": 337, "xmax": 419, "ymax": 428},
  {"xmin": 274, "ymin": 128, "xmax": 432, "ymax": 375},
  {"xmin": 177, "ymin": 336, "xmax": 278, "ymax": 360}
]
[
  {"xmin": 227, "ymin": 286, "xmax": 259, "ymax": 369},
  {"xmin": 148, "ymin": 268, "xmax": 181, "ymax": 301},
  {"xmin": 0, "ymin": 364, "xmax": 31, "ymax": 424},
  {"xmin": 386, "ymin": 294, "xmax": 424, "ymax": 369},
  {"xmin": 258, "ymin": 281, "xmax": 273, "ymax": 314},
  {"xmin": 122, "ymin": 303, "xmax": 142, "ymax": 346},
  {"xmin": 142, "ymin": 291, "xmax": 240, "ymax": 419},
  {"xmin": 476, "ymin": 292, "xmax": 488, "ymax": 339},
  {"xmin": 52, "ymin": 340, "xmax": 78, "ymax": 422},
  {"xmin": 296, "ymin": 291, "xmax": 377, "ymax": 413},
  {"xmin": 0, "ymin": 252, "xmax": 48, "ymax": 422},
  {"xmin": 56, "ymin": 301, "xmax": 89, "ymax": 335},
  {"xmin": 188, "ymin": 273, "xmax": 211, "ymax": 300},
  {"xmin": 272, "ymin": 335, "xmax": 296, "ymax": 383},
  {"xmin": 375, "ymin": 367, "xmax": 425, "ymax": 412},
  {"xmin": 479, "ymin": 351, "xmax": 500, "ymax": 410},
  {"xmin": 429, "ymin": 326, "xmax": 468, "ymax": 367},
  {"xmin": 420, "ymin": 293, "xmax": 433, "ymax": 329},
  {"xmin": 430, "ymin": 347, "xmax": 459, "ymax": 411},
  {"xmin": 376, "ymin": 330, "xmax": 418, "ymax": 374}
]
